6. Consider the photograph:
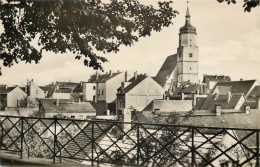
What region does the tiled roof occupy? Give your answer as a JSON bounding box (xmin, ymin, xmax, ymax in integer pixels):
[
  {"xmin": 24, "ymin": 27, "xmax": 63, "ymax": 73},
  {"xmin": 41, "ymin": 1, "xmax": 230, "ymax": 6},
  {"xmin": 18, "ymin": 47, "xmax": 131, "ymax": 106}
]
[
  {"xmin": 72, "ymin": 84, "xmax": 83, "ymax": 93},
  {"xmin": 154, "ymin": 54, "xmax": 177, "ymax": 83},
  {"xmin": 39, "ymin": 99, "xmax": 95, "ymax": 113},
  {"xmin": 90, "ymin": 101, "xmax": 108, "ymax": 116},
  {"xmin": 179, "ymin": 84, "xmax": 201, "ymax": 94},
  {"xmin": 88, "ymin": 72, "xmax": 121, "ymax": 83},
  {"xmin": 213, "ymin": 80, "xmax": 257, "ymax": 97},
  {"xmin": 183, "ymin": 110, "xmax": 260, "ymax": 129},
  {"xmin": 203, "ymin": 75, "xmax": 231, "ymax": 83},
  {"xmin": 199, "ymin": 94, "xmax": 244, "ymax": 110},
  {"xmin": 193, "ymin": 97, "xmax": 207, "ymax": 110},
  {"xmin": 214, "ymin": 86, "xmax": 232, "ymax": 95},
  {"xmin": 142, "ymin": 100, "xmax": 192, "ymax": 112},
  {"xmin": 56, "ymin": 81, "xmax": 80, "ymax": 87},
  {"xmin": 39, "ymin": 86, "xmax": 55, "ymax": 97},
  {"xmin": 132, "ymin": 111, "xmax": 152, "ymax": 123},
  {"xmin": 70, "ymin": 93, "xmax": 83, "ymax": 102},
  {"xmin": 122, "ymin": 75, "xmax": 148, "ymax": 93},
  {"xmin": 0, "ymin": 86, "xmax": 18, "ymax": 94},
  {"xmin": 55, "ymin": 88, "xmax": 71, "ymax": 93}
]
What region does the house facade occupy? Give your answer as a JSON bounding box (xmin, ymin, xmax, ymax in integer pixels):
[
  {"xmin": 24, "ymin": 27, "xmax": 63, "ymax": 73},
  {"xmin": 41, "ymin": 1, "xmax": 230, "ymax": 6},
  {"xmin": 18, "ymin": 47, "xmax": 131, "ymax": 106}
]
[
  {"xmin": 0, "ymin": 86, "xmax": 27, "ymax": 109},
  {"xmin": 83, "ymin": 71, "xmax": 129, "ymax": 103},
  {"xmin": 116, "ymin": 75, "xmax": 165, "ymax": 114}
]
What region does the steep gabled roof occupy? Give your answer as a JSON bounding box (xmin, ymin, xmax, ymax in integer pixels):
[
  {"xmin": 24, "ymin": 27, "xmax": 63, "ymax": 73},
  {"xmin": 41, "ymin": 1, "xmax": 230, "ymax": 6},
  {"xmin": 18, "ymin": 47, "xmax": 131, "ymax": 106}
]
[
  {"xmin": 88, "ymin": 72, "xmax": 121, "ymax": 83},
  {"xmin": 154, "ymin": 54, "xmax": 177, "ymax": 83},
  {"xmin": 142, "ymin": 100, "xmax": 192, "ymax": 112},
  {"xmin": 39, "ymin": 86, "xmax": 55, "ymax": 97},
  {"xmin": 0, "ymin": 86, "xmax": 22, "ymax": 94},
  {"xmin": 91, "ymin": 101, "xmax": 108, "ymax": 116},
  {"xmin": 203, "ymin": 75, "xmax": 231, "ymax": 83},
  {"xmin": 179, "ymin": 84, "xmax": 201, "ymax": 94},
  {"xmin": 199, "ymin": 94, "xmax": 244, "ymax": 110},
  {"xmin": 122, "ymin": 75, "xmax": 148, "ymax": 93},
  {"xmin": 213, "ymin": 80, "xmax": 257, "ymax": 97}
]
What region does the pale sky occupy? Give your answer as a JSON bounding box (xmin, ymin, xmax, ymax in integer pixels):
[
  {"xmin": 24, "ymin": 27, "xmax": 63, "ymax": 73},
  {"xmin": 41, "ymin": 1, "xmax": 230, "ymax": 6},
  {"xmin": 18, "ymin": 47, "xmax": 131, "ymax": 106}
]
[{"xmin": 0, "ymin": 0, "xmax": 260, "ymax": 86}]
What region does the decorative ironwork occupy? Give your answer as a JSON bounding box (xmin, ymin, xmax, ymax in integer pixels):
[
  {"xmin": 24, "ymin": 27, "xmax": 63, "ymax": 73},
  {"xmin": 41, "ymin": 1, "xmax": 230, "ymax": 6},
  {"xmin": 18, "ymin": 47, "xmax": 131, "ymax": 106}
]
[{"xmin": 0, "ymin": 115, "xmax": 259, "ymax": 167}]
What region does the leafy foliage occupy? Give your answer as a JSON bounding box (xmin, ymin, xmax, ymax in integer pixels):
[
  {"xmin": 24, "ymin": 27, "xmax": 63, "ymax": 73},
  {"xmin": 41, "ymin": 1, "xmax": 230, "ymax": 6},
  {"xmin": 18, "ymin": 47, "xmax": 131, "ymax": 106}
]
[
  {"xmin": 0, "ymin": 0, "xmax": 177, "ymax": 75},
  {"xmin": 217, "ymin": 0, "xmax": 260, "ymax": 12}
]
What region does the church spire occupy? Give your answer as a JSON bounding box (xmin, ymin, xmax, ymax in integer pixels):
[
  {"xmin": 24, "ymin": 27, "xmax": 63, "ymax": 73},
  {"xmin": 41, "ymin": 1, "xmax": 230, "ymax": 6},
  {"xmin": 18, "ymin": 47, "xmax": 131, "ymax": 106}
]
[
  {"xmin": 186, "ymin": 3, "xmax": 190, "ymax": 18},
  {"xmin": 179, "ymin": 2, "xmax": 196, "ymax": 34}
]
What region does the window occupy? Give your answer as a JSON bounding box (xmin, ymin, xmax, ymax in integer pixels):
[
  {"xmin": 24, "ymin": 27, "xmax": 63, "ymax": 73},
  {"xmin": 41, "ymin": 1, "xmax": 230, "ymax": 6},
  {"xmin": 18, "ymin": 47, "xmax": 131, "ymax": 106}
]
[
  {"xmin": 190, "ymin": 67, "xmax": 192, "ymax": 70},
  {"xmin": 93, "ymin": 86, "xmax": 96, "ymax": 90},
  {"xmin": 101, "ymin": 90, "xmax": 104, "ymax": 95},
  {"xmin": 119, "ymin": 100, "xmax": 122, "ymax": 108},
  {"xmin": 190, "ymin": 45, "xmax": 192, "ymax": 47},
  {"xmin": 189, "ymin": 53, "xmax": 193, "ymax": 57},
  {"xmin": 93, "ymin": 95, "xmax": 96, "ymax": 101},
  {"xmin": 71, "ymin": 116, "xmax": 75, "ymax": 118},
  {"xmin": 98, "ymin": 90, "xmax": 101, "ymax": 95},
  {"xmin": 179, "ymin": 53, "xmax": 181, "ymax": 58}
]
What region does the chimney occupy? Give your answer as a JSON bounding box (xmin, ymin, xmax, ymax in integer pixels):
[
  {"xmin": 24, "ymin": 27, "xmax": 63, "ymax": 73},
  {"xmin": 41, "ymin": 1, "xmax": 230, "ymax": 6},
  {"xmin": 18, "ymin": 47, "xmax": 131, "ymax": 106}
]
[
  {"xmin": 109, "ymin": 70, "xmax": 112, "ymax": 76},
  {"xmin": 125, "ymin": 71, "xmax": 128, "ymax": 82},
  {"xmin": 107, "ymin": 110, "xmax": 110, "ymax": 116},
  {"xmin": 121, "ymin": 82, "xmax": 125, "ymax": 89},
  {"xmin": 192, "ymin": 94, "xmax": 197, "ymax": 107},
  {"xmin": 215, "ymin": 105, "xmax": 221, "ymax": 116},
  {"xmin": 214, "ymin": 93, "xmax": 219, "ymax": 99},
  {"xmin": 245, "ymin": 105, "xmax": 250, "ymax": 115},
  {"xmin": 240, "ymin": 78, "xmax": 243, "ymax": 81},
  {"xmin": 80, "ymin": 81, "xmax": 83, "ymax": 87},
  {"xmin": 78, "ymin": 98, "xmax": 81, "ymax": 103},
  {"xmin": 227, "ymin": 92, "xmax": 231, "ymax": 103},
  {"xmin": 181, "ymin": 93, "xmax": 185, "ymax": 100},
  {"xmin": 134, "ymin": 71, "xmax": 138, "ymax": 80},
  {"xmin": 223, "ymin": 75, "xmax": 225, "ymax": 79},
  {"xmin": 56, "ymin": 99, "xmax": 59, "ymax": 106},
  {"xmin": 215, "ymin": 75, "xmax": 218, "ymax": 79}
]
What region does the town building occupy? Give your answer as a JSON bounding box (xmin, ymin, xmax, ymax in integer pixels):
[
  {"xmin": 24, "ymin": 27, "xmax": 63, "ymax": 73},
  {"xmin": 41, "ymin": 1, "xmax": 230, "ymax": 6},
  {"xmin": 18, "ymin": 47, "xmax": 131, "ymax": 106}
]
[
  {"xmin": 202, "ymin": 75, "xmax": 231, "ymax": 93},
  {"xmin": 0, "ymin": 85, "xmax": 27, "ymax": 109},
  {"xmin": 83, "ymin": 71, "xmax": 130, "ymax": 104},
  {"xmin": 116, "ymin": 74, "xmax": 165, "ymax": 114}
]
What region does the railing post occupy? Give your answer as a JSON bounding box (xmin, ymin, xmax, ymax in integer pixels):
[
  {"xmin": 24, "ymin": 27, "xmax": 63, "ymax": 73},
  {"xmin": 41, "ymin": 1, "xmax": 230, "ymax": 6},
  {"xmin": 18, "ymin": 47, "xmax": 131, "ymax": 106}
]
[
  {"xmin": 91, "ymin": 121, "xmax": 94, "ymax": 166},
  {"xmin": 191, "ymin": 127, "xmax": 195, "ymax": 167},
  {"xmin": 0, "ymin": 117, "xmax": 3, "ymax": 148},
  {"xmin": 256, "ymin": 130, "xmax": 260, "ymax": 167},
  {"xmin": 20, "ymin": 117, "xmax": 24, "ymax": 159},
  {"xmin": 53, "ymin": 117, "xmax": 57, "ymax": 164},
  {"xmin": 137, "ymin": 123, "xmax": 140, "ymax": 166}
]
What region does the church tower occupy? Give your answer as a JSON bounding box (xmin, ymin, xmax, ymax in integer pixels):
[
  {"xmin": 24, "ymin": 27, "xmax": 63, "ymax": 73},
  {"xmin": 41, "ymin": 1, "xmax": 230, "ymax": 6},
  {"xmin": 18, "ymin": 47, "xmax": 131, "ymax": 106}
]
[{"xmin": 177, "ymin": 5, "xmax": 199, "ymax": 84}]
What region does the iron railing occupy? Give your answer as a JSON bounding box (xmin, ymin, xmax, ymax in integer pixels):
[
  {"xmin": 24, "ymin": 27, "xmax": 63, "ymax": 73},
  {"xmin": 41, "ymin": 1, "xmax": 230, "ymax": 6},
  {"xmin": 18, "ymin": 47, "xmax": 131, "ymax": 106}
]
[{"xmin": 0, "ymin": 115, "xmax": 259, "ymax": 167}]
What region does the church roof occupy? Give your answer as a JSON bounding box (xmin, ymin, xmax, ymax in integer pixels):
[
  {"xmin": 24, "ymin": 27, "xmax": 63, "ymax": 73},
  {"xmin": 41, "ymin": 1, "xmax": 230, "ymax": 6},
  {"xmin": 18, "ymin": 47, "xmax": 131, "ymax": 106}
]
[
  {"xmin": 180, "ymin": 6, "xmax": 196, "ymax": 34},
  {"xmin": 154, "ymin": 54, "xmax": 177, "ymax": 84}
]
